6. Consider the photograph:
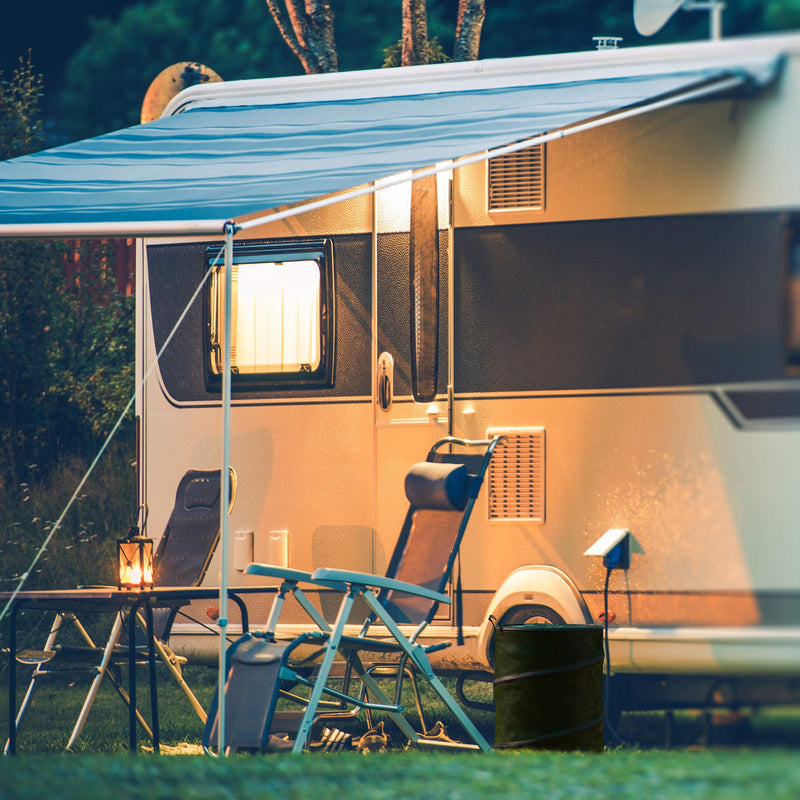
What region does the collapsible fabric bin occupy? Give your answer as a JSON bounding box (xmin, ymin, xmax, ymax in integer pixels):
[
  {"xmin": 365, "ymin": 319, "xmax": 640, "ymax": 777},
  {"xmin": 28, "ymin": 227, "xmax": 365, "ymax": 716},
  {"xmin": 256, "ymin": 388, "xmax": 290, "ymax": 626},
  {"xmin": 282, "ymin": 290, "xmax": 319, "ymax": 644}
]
[{"xmin": 493, "ymin": 624, "xmax": 604, "ymax": 751}]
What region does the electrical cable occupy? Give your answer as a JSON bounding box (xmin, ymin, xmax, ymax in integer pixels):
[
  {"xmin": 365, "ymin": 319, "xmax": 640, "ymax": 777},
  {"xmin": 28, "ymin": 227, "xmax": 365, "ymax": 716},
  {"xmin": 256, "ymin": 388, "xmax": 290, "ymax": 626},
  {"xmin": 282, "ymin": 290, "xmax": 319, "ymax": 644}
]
[
  {"xmin": 602, "ymin": 564, "xmax": 626, "ymax": 746},
  {"xmin": 174, "ymin": 609, "xmax": 239, "ymax": 643}
]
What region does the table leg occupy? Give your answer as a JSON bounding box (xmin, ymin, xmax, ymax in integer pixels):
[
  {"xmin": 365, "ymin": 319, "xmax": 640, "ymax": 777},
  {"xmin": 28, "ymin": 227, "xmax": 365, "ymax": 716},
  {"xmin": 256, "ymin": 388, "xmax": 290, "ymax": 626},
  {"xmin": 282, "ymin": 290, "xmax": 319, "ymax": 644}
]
[
  {"xmin": 129, "ymin": 603, "xmax": 137, "ymax": 752},
  {"xmin": 144, "ymin": 602, "xmax": 159, "ymax": 753},
  {"xmin": 7, "ymin": 604, "xmax": 17, "ymax": 755}
]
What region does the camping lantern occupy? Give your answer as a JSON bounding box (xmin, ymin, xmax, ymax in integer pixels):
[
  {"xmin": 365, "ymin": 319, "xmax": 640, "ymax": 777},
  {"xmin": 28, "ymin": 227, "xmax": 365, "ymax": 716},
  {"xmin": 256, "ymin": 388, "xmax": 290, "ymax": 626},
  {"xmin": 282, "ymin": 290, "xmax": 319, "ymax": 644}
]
[{"xmin": 117, "ymin": 533, "xmax": 154, "ymax": 590}]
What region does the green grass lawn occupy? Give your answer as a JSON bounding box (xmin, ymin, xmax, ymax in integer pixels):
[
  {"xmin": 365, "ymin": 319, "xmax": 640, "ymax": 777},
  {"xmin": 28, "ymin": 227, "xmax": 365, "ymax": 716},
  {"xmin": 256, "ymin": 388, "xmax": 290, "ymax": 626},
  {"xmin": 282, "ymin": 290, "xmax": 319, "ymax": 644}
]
[
  {"xmin": 4, "ymin": 664, "xmax": 800, "ymax": 800},
  {"xmin": 2, "ymin": 746, "xmax": 800, "ymax": 800}
]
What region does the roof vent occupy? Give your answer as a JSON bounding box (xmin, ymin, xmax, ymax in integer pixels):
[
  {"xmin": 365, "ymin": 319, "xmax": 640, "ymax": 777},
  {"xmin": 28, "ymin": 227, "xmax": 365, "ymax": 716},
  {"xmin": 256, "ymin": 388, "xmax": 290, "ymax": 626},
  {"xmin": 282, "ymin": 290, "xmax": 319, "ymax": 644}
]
[
  {"xmin": 487, "ymin": 144, "xmax": 545, "ymax": 212},
  {"xmin": 593, "ymin": 36, "xmax": 622, "ymax": 49},
  {"xmin": 486, "ymin": 427, "xmax": 545, "ymax": 523}
]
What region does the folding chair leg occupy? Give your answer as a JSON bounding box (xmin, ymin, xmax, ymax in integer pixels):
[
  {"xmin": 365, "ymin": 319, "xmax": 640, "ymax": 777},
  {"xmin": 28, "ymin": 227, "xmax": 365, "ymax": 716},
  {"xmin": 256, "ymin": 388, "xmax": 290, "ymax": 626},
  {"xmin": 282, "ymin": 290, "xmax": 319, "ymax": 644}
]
[
  {"xmin": 66, "ymin": 612, "xmax": 154, "ymax": 750},
  {"xmin": 4, "ymin": 612, "xmax": 66, "ymax": 754},
  {"xmin": 363, "ymin": 661, "xmax": 430, "ymax": 736},
  {"xmin": 351, "ymin": 657, "xmax": 420, "ymax": 745},
  {"xmin": 149, "ymin": 635, "xmax": 206, "ymax": 723},
  {"xmin": 65, "ymin": 611, "xmax": 155, "ymax": 742},
  {"xmin": 292, "ymin": 591, "xmax": 355, "ymax": 753},
  {"xmin": 128, "ymin": 609, "xmax": 207, "ymax": 722},
  {"xmin": 69, "ymin": 609, "xmax": 206, "ymax": 751},
  {"xmin": 401, "ymin": 663, "xmax": 431, "ymax": 734},
  {"xmin": 362, "ymin": 589, "xmax": 491, "ymax": 751},
  {"xmin": 414, "ymin": 662, "xmax": 489, "ymax": 750}
]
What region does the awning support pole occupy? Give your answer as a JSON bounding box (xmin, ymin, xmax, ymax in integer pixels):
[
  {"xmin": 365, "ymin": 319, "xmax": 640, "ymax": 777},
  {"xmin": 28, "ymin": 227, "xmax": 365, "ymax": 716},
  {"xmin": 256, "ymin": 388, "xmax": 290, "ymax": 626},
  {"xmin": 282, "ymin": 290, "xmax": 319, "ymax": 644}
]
[{"xmin": 217, "ymin": 221, "xmax": 235, "ymax": 755}]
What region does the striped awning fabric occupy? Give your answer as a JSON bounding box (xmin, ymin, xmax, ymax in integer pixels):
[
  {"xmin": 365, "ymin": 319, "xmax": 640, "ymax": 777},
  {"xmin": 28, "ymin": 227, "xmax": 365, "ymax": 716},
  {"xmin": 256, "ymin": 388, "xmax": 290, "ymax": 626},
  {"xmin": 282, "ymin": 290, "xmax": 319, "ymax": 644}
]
[{"xmin": 0, "ymin": 42, "xmax": 782, "ymax": 237}]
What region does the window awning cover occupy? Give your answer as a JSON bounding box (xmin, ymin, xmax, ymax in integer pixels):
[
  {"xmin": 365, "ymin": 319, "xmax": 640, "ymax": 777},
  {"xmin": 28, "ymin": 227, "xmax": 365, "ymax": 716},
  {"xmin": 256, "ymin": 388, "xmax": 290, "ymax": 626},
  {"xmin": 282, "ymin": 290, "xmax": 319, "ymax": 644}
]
[{"xmin": 0, "ymin": 41, "xmax": 784, "ymax": 238}]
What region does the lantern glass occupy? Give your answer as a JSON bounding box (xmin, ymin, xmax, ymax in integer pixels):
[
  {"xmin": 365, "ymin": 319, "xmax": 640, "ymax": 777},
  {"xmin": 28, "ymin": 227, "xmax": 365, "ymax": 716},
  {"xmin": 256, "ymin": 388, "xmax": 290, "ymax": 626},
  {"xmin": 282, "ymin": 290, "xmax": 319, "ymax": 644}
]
[{"xmin": 117, "ymin": 536, "xmax": 154, "ymax": 590}]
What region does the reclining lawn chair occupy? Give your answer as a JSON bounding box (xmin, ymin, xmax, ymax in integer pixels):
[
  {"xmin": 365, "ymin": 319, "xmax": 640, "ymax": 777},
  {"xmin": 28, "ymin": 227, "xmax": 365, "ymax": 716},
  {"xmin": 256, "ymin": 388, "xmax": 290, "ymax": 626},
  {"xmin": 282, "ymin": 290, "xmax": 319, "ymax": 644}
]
[
  {"xmin": 203, "ymin": 436, "xmax": 502, "ymax": 754},
  {"xmin": 9, "ymin": 467, "xmax": 236, "ymax": 751}
]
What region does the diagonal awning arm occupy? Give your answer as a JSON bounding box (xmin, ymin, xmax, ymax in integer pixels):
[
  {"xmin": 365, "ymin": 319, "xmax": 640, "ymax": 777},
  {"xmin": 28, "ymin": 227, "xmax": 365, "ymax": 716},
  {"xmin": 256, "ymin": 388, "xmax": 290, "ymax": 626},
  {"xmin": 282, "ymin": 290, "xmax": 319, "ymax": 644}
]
[{"xmin": 236, "ymin": 71, "xmax": 750, "ymax": 235}]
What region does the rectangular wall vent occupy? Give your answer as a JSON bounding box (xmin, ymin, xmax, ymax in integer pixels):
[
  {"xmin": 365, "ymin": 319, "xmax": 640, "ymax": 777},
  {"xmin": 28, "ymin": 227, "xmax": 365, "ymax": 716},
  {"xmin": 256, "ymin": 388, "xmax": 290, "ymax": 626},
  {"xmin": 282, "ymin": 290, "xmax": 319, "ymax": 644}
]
[
  {"xmin": 487, "ymin": 144, "xmax": 545, "ymax": 212},
  {"xmin": 486, "ymin": 427, "xmax": 545, "ymax": 523}
]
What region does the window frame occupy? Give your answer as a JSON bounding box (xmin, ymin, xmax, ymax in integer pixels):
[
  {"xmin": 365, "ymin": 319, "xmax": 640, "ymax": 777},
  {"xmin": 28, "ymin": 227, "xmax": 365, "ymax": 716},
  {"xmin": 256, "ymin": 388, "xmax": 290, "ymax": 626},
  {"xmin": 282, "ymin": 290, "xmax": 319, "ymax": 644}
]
[
  {"xmin": 784, "ymin": 217, "xmax": 800, "ymax": 375},
  {"xmin": 204, "ymin": 238, "xmax": 336, "ymax": 391}
]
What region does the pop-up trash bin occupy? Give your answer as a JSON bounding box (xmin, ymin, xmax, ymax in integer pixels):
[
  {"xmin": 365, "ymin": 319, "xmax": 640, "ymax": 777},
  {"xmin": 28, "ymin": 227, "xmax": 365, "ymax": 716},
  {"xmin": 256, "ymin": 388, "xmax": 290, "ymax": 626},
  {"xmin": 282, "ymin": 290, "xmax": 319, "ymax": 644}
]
[{"xmin": 493, "ymin": 624, "xmax": 604, "ymax": 752}]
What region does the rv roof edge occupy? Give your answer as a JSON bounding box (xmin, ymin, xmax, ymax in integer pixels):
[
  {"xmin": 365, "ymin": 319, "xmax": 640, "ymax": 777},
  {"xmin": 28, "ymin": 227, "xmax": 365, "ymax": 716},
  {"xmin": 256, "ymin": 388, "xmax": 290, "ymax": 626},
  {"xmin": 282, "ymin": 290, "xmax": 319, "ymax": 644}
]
[{"xmin": 163, "ymin": 31, "xmax": 796, "ymax": 116}]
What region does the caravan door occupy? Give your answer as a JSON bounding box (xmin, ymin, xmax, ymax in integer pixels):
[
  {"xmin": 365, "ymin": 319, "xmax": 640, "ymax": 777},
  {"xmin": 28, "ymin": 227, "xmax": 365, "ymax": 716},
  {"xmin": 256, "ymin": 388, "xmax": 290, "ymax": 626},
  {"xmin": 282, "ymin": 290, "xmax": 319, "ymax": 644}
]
[{"xmin": 372, "ymin": 175, "xmax": 454, "ymax": 609}]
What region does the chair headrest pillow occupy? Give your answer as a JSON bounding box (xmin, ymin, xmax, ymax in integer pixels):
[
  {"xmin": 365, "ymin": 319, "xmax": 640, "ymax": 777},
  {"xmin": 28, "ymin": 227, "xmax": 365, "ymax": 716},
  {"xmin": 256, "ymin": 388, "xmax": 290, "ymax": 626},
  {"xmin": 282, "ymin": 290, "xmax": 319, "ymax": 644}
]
[
  {"xmin": 404, "ymin": 462, "xmax": 469, "ymax": 511},
  {"xmin": 183, "ymin": 477, "xmax": 220, "ymax": 511}
]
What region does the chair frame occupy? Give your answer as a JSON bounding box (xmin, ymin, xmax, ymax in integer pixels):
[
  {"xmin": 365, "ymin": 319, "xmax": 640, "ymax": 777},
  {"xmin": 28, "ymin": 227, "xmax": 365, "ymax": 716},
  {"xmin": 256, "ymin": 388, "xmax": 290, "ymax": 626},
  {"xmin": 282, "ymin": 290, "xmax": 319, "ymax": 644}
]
[{"xmin": 239, "ymin": 436, "xmax": 503, "ymax": 753}]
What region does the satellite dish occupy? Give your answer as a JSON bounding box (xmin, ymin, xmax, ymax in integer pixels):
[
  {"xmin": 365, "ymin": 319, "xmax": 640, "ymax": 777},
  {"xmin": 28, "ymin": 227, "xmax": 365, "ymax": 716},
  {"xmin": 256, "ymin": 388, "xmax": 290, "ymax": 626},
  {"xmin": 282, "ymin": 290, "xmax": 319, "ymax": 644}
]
[
  {"xmin": 634, "ymin": 0, "xmax": 724, "ymax": 39},
  {"xmin": 141, "ymin": 62, "xmax": 223, "ymax": 124},
  {"xmin": 633, "ymin": 0, "xmax": 686, "ymax": 36}
]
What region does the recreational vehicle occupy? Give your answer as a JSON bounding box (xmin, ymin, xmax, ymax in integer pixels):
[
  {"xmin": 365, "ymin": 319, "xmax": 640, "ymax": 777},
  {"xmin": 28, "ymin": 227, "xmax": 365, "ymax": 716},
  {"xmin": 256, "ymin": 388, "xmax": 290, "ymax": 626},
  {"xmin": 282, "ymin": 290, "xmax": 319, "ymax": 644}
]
[{"xmin": 4, "ymin": 30, "xmax": 800, "ymax": 715}]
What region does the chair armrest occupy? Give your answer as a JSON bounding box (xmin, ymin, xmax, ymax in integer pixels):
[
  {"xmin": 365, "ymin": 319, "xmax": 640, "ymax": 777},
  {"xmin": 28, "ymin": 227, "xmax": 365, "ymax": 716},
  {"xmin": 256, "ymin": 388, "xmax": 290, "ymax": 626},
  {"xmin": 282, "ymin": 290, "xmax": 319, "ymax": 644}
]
[
  {"xmin": 245, "ymin": 563, "xmax": 348, "ymax": 590},
  {"xmin": 244, "ymin": 564, "xmax": 313, "ymax": 582},
  {"xmin": 310, "ymin": 568, "xmax": 451, "ymax": 605}
]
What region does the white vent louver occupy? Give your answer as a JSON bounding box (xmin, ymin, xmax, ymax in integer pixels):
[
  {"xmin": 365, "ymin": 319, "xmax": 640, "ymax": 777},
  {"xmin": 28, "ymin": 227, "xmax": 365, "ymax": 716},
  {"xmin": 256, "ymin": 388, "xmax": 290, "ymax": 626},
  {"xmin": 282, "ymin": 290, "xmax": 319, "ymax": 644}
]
[
  {"xmin": 487, "ymin": 145, "xmax": 545, "ymax": 212},
  {"xmin": 487, "ymin": 428, "xmax": 545, "ymax": 523}
]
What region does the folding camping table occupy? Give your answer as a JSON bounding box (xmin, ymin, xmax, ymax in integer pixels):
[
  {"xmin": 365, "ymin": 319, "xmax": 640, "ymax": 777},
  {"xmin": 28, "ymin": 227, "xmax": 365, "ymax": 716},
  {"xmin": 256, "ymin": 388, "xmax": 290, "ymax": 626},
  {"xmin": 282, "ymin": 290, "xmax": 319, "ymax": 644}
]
[{"xmin": 2, "ymin": 586, "xmax": 274, "ymax": 754}]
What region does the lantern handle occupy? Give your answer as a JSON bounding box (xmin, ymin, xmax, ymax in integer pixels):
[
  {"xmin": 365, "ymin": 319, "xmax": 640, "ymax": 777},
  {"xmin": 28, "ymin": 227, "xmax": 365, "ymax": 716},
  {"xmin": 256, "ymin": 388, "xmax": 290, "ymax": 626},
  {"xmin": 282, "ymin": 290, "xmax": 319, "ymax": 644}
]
[{"xmin": 126, "ymin": 503, "xmax": 149, "ymax": 538}]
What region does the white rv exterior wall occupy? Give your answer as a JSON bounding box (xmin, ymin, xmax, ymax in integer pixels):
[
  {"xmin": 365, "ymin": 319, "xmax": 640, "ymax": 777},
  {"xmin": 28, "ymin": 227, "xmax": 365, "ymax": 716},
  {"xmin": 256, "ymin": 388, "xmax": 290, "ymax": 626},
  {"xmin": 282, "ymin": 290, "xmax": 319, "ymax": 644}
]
[
  {"xmin": 140, "ymin": 34, "xmax": 800, "ymax": 681},
  {"xmin": 455, "ymin": 44, "xmax": 800, "ymax": 226}
]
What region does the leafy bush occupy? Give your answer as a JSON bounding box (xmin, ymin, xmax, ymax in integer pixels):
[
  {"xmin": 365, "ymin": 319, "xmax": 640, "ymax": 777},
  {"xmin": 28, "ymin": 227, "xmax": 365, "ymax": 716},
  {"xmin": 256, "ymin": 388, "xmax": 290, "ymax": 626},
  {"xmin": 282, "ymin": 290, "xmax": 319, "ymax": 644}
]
[
  {"xmin": 0, "ymin": 238, "xmax": 135, "ymax": 488},
  {"xmin": 0, "ymin": 440, "xmax": 137, "ymax": 661},
  {"xmin": 0, "ymin": 54, "xmax": 43, "ymax": 160},
  {"xmin": 0, "ymin": 58, "xmax": 136, "ymax": 488},
  {"xmin": 0, "ymin": 58, "xmax": 138, "ymax": 644},
  {"xmin": 0, "ymin": 443, "xmax": 136, "ymax": 591}
]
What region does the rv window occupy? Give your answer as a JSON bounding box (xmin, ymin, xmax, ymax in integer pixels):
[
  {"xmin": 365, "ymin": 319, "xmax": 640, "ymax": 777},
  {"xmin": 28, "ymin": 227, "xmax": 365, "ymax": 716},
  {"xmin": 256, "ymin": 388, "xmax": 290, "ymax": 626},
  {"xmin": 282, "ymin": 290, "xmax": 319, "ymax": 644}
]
[{"xmin": 206, "ymin": 240, "xmax": 334, "ymax": 388}]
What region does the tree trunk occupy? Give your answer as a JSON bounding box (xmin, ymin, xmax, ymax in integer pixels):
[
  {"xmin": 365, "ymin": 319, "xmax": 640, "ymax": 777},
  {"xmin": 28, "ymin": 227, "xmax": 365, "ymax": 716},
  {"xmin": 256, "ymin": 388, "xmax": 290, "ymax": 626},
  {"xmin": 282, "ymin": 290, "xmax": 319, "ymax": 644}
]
[
  {"xmin": 454, "ymin": 0, "xmax": 485, "ymax": 61},
  {"xmin": 402, "ymin": 0, "xmax": 429, "ymax": 67},
  {"xmin": 265, "ymin": 0, "xmax": 338, "ymax": 74}
]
